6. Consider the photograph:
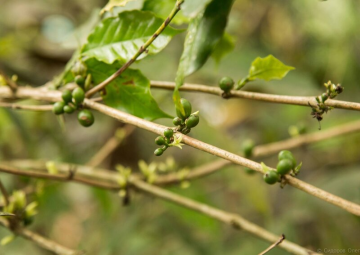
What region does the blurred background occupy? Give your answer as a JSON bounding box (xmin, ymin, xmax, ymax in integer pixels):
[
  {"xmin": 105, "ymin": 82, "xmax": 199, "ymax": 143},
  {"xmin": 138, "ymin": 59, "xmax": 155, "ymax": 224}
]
[{"xmin": 0, "ymin": 0, "xmax": 360, "ymax": 254}]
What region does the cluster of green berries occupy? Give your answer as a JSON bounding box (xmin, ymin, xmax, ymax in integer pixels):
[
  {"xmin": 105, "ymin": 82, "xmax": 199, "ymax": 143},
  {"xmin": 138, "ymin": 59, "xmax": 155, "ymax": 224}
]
[
  {"xmin": 263, "ymin": 150, "xmax": 300, "ymax": 185},
  {"xmin": 219, "ymin": 77, "xmax": 235, "ymax": 97},
  {"xmin": 52, "ymin": 60, "xmax": 95, "ymax": 127},
  {"xmin": 173, "ymin": 98, "xmax": 199, "ymax": 134},
  {"xmin": 154, "ymin": 128, "xmax": 174, "ymax": 156},
  {"xmin": 309, "ymin": 81, "xmax": 344, "ymax": 129}
]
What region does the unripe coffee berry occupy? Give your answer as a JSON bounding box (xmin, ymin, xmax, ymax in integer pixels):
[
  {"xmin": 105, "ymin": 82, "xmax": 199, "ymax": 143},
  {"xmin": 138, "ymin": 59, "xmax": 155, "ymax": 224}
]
[
  {"xmin": 53, "ymin": 102, "xmax": 65, "ymax": 115},
  {"xmin": 62, "ymin": 90, "xmax": 73, "ymax": 104},
  {"xmin": 176, "ymin": 98, "xmax": 192, "ymax": 120},
  {"xmin": 185, "ymin": 114, "xmax": 199, "ymax": 128},
  {"xmin": 64, "ymin": 105, "xmax": 76, "ymax": 114},
  {"xmin": 164, "ymin": 128, "xmax": 174, "ymax": 139},
  {"xmin": 276, "ymin": 159, "xmax": 293, "ymax": 175},
  {"xmin": 78, "ymin": 109, "xmax": 94, "ymax": 127},
  {"xmin": 154, "ymin": 148, "xmax": 164, "ymax": 156},
  {"xmin": 72, "ymin": 87, "xmax": 85, "ymax": 105},
  {"xmin": 219, "ymin": 76, "xmax": 234, "ymax": 93},
  {"xmin": 173, "ymin": 117, "xmax": 182, "ymax": 126},
  {"xmin": 263, "ymin": 170, "xmax": 280, "ymax": 185},
  {"xmin": 155, "ymin": 136, "xmax": 166, "ymax": 146},
  {"xmin": 75, "ymin": 75, "xmax": 85, "ymax": 87}
]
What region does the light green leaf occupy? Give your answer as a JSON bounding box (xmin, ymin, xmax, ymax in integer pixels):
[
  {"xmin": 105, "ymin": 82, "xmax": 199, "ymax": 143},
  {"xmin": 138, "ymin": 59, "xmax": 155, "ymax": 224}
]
[
  {"xmin": 1, "ymin": 235, "xmax": 15, "ymax": 246},
  {"xmin": 211, "ymin": 33, "xmax": 235, "ymax": 65},
  {"xmin": 248, "ymin": 55, "xmax": 295, "ymax": 81},
  {"xmin": 81, "ymin": 10, "xmax": 182, "ymax": 64},
  {"xmin": 85, "ymin": 58, "xmax": 171, "ymax": 120},
  {"xmin": 173, "ymin": 0, "xmax": 234, "ymax": 110},
  {"xmin": 101, "ymin": 0, "xmax": 135, "ymax": 15}
]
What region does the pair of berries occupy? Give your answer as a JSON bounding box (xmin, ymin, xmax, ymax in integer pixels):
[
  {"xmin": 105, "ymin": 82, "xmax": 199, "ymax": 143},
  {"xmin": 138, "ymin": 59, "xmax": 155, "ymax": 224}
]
[
  {"xmin": 173, "ymin": 98, "xmax": 199, "ymax": 134},
  {"xmin": 263, "ymin": 150, "xmax": 299, "ymax": 185},
  {"xmin": 154, "ymin": 128, "xmax": 174, "ymax": 156},
  {"xmin": 53, "ymin": 87, "xmax": 94, "ymax": 127}
]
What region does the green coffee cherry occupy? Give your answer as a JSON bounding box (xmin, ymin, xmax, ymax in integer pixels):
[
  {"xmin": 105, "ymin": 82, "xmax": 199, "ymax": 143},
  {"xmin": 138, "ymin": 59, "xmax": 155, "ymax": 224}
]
[
  {"xmin": 242, "ymin": 139, "xmax": 255, "ymax": 158},
  {"xmin": 276, "ymin": 159, "xmax": 293, "ymax": 175},
  {"xmin": 53, "ymin": 102, "xmax": 65, "ymax": 115},
  {"xmin": 154, "ymin": 148, "xmax": 164, "ymax": 156},
  {"xmin": 75, "ymin": 75, "xmax": 85, "ymax": 87},
  {"xmin": 78, "ymin": 109, "xmax": 94, "ymax": 127},
  {"xmin": 176, "ymin": 98, "xmax": 192, "ymax": 120},
  {"xmin": 155, "ymin": 136, "xmax": 166, "ymax": 146},
  {"xmin": 263, "ymin": 170, "xmax": 280, "ymax": 185},
  {"xmin": 61, "ymin": 90, "xmax": 73, "ymax": 104},
  {"xmin": 71, "ymin": 60, "xmax": 87, "ymax": 76},
  {"xmin": 278, "ymin": 150, "xmax": 296, "ymax": 168},
  {"xmin": 185, "ymin": 114, "xmax": 199, "ymax": 128},
  {"xmin": 219, "ymin": 76, "xmax": 234, "ymax": 93},
  {"xmin": 173, "ymin": 117, "xmax": 182, "ymax": 126},
  {"xmin": 164, "ymin": 128, "xmax": 174, "ymax": 139},
  {"xmin": 63, "ymin": 105, "xmax": 76, "ymax": 114},
  {"xmin": 72, "ymin": 87, "xmax": 85, "ymax": 105}
]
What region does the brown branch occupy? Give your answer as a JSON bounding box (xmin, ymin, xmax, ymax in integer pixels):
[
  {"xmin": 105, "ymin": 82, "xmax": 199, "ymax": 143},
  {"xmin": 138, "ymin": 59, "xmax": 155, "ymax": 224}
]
[
  {"xmin": 87, "ymin": 125, "xmax": 135, "ymax": 167},
  {"xmin": 155, "ymin": 119, "xmax": 360, "ymax": 185},
  {"xmin": 0, "ymin": 102, "xmax": 53, "ymax": 111},
  {"xmin": 85, "ymin": 0, "xmax": 185, "ymax": 98},
  {"xmin": 0, "ymin": 87, "xmax": 359, "ymax": 216},
  {"xmin": 0, "ymin": 161, "xmax": 317, "ymax": 255},
  {"xmin": 130, "ymin": 179, "xmax": 318, "ymax": 255},
  {"xmin": 259, "ymin": 234, "xmax": 286, "ymax": 255},
  {"xmin": 0, "ymin": 218, "xmax": 81, "ymax": 255},
  {"xmin": 150, "ymin": 80, "xmax": 360, "ymax": 111}
]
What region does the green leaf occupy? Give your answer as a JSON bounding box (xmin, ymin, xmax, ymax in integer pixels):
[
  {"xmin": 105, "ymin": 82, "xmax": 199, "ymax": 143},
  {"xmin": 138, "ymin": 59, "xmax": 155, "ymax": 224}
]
[
  {"xmin": 142, "ymin": 0, "xmax": 188, "ymax": 25},
  {"xmin": 211, "ymin": 33, "xmax": 235, "ymax": 65},
  {"xmin": 1, "ymin": 235, "xmax": 15, "ymax": 246},
  {"xmin": 85, "ymin": 58, "xmax": 171, "ymax": 120},
  {"xmin": 248, "ymin": 55, "xmax": 295, "ymax": 81},
  {"xmin": 173, "ymin": 0, "xmax": 234, "ymax": 110},
  {"xmin": 142, "ymin": 0, "xmax": 212, "ymax": 24},
  {"xmin": 176, "ymin": 0, "xmax": 234, "ymax": 77},
  {"xmin": 81, "ymin": 10, "xmax": 182, "ymax": 64},
  {"xmin": 101, "ymin": 0, "xmax": 135, "ymax": 15}
]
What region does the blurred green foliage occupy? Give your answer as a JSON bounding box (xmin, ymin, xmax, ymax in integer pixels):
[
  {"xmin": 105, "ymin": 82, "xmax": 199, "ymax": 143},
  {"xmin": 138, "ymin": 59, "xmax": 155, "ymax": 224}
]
[{"xmin": 0, "ymin": 0, "xmax": 360, "ymax": 254}]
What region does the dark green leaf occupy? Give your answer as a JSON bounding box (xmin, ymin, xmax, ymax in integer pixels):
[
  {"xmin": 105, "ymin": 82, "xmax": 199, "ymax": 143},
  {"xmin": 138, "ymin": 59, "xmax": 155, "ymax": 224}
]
[
  {"xmin": 173, "ymin": 0, "xmax": 234, "ymax": 111},
  {"xmin": 177, "ymin": 0, "xmax": 234, "ymax": 77},
  {"xmin": 85, "ymin": 58, "xmax": 172, "ymax": 120},
  {"xmin": 82, "ymin": 10, "xmax": 182, "ymax": 64}
]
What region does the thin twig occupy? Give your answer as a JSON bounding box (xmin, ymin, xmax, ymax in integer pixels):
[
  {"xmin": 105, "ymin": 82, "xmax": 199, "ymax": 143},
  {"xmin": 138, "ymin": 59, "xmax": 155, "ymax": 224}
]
[
  {"xmin": 0, "ymin": 161, "xmax": 317, "ymax": 255},
  {"xmin": 85, "ymin": 0, "xmax": 185, "ymax": 98},
  {"xmin": 155, "ymin": 119, "xmax": 360, "ymax": 185},
  {"xmin": 259, "ymin": 234, "xmax": 286, "ymax": 255},
  {"xmin": 87, "ymin": 125, "xmax": 135, "ymax": 167},
  {"xmin": 0, "ymin": 179, "xmax": 10, "ymax": 207},
  {"xmin": 130, "ymin": 179, "xmax": 318, "ymax": 255},
  {"xmin": 0, "ymin": 217, "xmax": 81, "ymax": 255},
  {"xmin": 150, "ymin": 80, "xmax": 360, "ymax": 111},
  {"xmin": 0, "ymin": 102, "xmax": 53, "ymax": 111}
]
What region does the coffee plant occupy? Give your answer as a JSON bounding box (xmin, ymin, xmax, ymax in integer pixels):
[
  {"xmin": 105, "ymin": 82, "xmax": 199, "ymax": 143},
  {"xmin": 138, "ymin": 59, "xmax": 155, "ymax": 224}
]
[{"xmin": 0, "ymin": 0, "xmax": 359, "ymax": 254}]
